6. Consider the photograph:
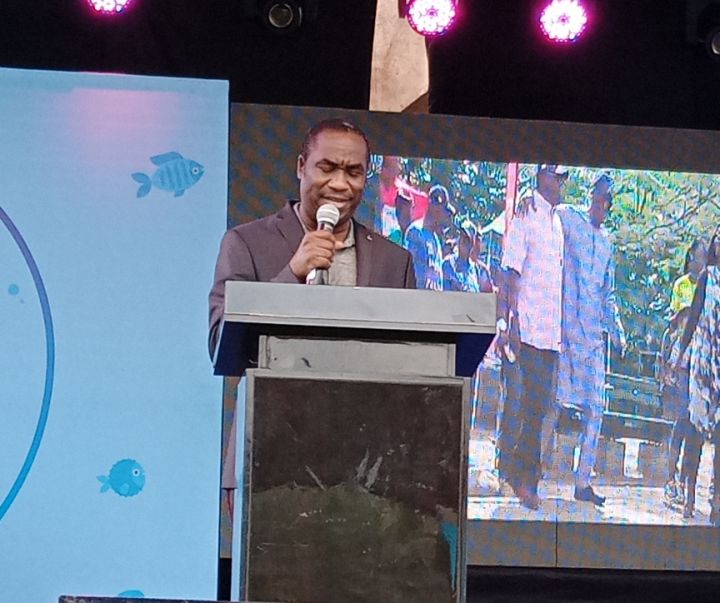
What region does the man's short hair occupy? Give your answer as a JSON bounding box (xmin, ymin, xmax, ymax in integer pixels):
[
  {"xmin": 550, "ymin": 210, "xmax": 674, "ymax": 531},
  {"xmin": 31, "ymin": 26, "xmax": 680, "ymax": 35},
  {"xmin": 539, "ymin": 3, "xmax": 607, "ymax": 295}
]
[
  {"xmin": 537, "ymin": 164, "xmax": 570, "ymax": 178},
  {"xmin": 429, "ymin": 184, "xmax": 450, "ymax": 206},
  {"xmin": 593, "ymin": 174, "xmax": 614, "ymax": 198},
  {"xmin": 300, "ymin": 118, "xmax": 371, "ymax": 164}
]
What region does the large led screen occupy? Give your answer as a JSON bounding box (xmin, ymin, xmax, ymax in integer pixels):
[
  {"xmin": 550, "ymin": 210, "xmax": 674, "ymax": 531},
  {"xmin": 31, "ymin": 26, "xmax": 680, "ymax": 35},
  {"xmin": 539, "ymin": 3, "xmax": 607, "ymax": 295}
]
[{"xmin": 229, "ymin": 104, "xmax": 720, "ymax": 571}]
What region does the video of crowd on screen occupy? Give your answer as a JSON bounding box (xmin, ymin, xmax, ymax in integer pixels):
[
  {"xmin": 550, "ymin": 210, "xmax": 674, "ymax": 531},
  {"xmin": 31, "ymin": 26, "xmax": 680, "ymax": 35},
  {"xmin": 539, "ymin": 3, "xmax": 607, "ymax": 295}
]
[{"xmin": 365, "ymin": 155, "xmax": 720, "ymax": 527}]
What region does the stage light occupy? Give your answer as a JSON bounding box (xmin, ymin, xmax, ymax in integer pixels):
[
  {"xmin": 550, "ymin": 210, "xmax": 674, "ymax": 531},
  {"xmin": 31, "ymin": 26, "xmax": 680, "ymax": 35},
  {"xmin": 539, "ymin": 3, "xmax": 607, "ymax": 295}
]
[
  {"xmin": 539, "ymin": 0, "xmax": 588, "ymax": 43},
  {"xmin": 266, "ymin": 3, "xmax": 296, "ymax": 28},
  {"xmin": 242, "ymin": 0, "xmax": 319, "ymax": 33},
  {"xmin": 405, "ymin": 0, "xmax": 457, "ymax": 37},
  {"xmin": 260, "ymin": 1, "xmax": 303, "ymax": 31},
  {"xmin": 88, "ymin": 0, "xmax": 132, "ymax": 14}
]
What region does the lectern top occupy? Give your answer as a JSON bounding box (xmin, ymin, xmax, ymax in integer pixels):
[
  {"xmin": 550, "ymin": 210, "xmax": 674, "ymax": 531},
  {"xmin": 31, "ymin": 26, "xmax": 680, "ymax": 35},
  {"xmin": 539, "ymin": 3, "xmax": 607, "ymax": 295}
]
[{"xmin": 223, "ymin": 281, "xmax": 495, "ymax": 334}]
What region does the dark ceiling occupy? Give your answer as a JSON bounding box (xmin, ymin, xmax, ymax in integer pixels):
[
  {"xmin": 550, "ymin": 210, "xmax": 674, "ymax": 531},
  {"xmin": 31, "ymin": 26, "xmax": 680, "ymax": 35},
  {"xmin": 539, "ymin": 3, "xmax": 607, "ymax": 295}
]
[
  {"xmin": 0, "ymin": 0, "xmax": 379, "ymax": 109},
  {"xmin": 1, "ymin": 0, "xmax": 719, "ymax": 129},
  {"xmin": 428, "ymin": 0, "xmax": 720, "ymax": 129}
]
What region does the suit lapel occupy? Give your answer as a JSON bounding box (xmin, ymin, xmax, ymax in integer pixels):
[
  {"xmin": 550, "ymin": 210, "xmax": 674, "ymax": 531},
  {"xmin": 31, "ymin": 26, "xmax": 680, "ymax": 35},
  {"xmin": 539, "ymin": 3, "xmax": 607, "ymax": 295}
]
[
  {"xmin": 355, "ymin": 221, "xmax": 373, "ymax": 287},
  {"xmin": 275, "ymin": 201, "xmax": 305, "ymax": 259}
]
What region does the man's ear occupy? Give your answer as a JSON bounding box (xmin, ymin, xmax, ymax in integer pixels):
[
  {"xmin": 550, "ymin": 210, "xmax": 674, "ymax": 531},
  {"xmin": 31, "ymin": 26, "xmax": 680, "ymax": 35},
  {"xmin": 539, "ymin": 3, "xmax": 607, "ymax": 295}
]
[{"xmin": 296, "ymin": 154, "xmax": 305, "ymax": 180}]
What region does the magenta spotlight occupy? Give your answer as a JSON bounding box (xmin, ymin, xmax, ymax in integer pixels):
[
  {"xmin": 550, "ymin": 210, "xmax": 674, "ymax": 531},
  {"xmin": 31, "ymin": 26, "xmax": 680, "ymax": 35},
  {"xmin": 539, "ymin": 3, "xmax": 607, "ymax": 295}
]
[
  {"xmin": 406, "ymin": 0, "xmax": 457, "ymax": 37},
  {"xmin": 88, "ymin": 0, "xmax": 132, "ymax": 14},
  {"xmin": 540, "ymin": 0, "xmax": 588, "ymax": 43}
]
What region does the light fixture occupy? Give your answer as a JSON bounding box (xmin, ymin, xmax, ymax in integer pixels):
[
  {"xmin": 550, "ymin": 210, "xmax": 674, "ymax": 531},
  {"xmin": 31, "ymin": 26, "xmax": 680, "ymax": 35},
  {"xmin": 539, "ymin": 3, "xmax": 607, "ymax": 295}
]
[
  {"xmin": 403, "ymin": 0, "xmax": 458, "ymax": 37},
  {"xmin": 87, "ymin": 0, "xmax": 132, "ymax": 14},
  {"xmin": 539, "ymin": 0, "xmax": 588, "ymax": 43},
  {"xmin": 262, "ymin": 1, "xmax": 302, "ymax": 32},
  {"xmin": 242, "ymin": 0, "xmax": 318, "ymax": 33}
]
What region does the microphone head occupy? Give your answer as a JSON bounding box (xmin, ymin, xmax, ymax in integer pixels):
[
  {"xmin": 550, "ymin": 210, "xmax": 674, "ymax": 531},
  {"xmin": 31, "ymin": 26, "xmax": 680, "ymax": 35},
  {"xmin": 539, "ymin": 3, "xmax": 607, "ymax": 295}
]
[{"xmin": 316, "ymin": 203, "xmax": 340, "ymax": 229}]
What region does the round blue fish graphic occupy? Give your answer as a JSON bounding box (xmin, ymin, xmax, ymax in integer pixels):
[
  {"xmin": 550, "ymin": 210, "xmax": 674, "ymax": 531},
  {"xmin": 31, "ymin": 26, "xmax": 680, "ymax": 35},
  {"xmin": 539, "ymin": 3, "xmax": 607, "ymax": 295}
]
[
  {"xmin": 132, "ymin": 152, "xmax": 204, "ymax": 198},
  {"xmin": 98, "ymin": 459, "xmax": 146, "ymax": 497}
]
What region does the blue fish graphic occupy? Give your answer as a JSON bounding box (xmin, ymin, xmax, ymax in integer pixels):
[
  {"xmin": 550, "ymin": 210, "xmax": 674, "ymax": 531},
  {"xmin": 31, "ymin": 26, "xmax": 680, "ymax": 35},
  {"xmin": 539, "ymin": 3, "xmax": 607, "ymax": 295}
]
[
  {"xmin": 117, "ymin": 590, "xmax": 145, "ymax": 598},
  {"xmin": 132, "ymin": 152, "xmax": 204, "ymax": 198},
  {"xmin": 98, "ymin": 459, "xmax": 146, "ymax": 497}
]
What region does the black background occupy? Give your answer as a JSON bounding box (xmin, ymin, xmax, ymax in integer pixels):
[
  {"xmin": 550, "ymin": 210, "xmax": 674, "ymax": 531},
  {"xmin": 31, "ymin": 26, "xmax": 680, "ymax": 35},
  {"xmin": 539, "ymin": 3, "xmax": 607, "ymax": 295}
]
[{"xmin": 2, "ymin": 0, "xmax": 720, "ymax": 128}]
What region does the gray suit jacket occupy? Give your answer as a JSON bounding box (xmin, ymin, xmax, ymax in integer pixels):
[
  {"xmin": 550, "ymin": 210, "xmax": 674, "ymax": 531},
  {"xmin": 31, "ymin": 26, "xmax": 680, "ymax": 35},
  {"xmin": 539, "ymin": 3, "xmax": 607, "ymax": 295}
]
[{"xmin": 208, "ymin": 201, "xmax": 416, "ymax": 355}]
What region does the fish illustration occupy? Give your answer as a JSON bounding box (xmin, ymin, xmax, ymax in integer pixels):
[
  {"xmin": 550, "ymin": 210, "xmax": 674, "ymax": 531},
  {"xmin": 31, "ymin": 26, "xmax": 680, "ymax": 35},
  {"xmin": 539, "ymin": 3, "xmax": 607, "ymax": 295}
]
[
  {"xmin": 98, "ymin": 458, "xmax": 146, "ymax": 497},
  {"xmin": 117, "ymin": 590, "xmax": 145, "ymax": 598},
  {"xmin": 132, "ymin": 152, "xmax": 204, "ymax": 198}
]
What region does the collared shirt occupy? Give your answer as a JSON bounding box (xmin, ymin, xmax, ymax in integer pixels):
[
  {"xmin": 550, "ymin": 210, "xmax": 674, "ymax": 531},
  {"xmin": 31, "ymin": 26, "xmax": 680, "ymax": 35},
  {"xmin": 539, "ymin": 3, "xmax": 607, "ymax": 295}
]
[
  {"xmin": 502, "ymin": 190, "xmax": 564, "ymax": 351},
  {"xmin": 404, "ymin": 218, "xmax": 443, "ymax": 291},
  {"xmin": 556, "ymin": 204, "xmax": 624, "ymax": 351},
  {"xmin": 293, "ymin": 202, "xmax": 357, "ymax": 286},
  {"xmin": 442, "ymin": 254, "xmax": 493, "ymax": 293}
]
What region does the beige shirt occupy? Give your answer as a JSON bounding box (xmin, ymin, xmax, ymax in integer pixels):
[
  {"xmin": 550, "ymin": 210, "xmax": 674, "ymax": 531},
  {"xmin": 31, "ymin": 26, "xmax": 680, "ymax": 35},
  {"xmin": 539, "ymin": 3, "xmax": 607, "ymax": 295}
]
[
  {"xmin": 293, "ymin": 203, "xmax": 357, "ymax": 286},
  {"xmin": 502, "ymin": 190, "xmax": 564, "ymax": 351}
]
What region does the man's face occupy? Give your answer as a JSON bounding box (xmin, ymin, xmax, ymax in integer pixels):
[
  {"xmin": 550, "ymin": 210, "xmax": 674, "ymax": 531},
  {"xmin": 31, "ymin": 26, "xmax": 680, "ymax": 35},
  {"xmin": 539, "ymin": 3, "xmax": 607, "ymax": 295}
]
[
  {"xmin": 429, "ymin": 198, "xmax": 452, "ymax": 227},
  {"xmin": 380, "ymin": 156, "xmax": 401, "ymax": 186},
  {"xmin": 297, "ymin": 130, "xmax": 368, "ymax": 228},
  {"xmin": 589, "ymin": 186, "xmax": 612, "ymax": 226},
  {"xmin": 538, "ymin": 171, "xmax": 567, "ymax": 205}
]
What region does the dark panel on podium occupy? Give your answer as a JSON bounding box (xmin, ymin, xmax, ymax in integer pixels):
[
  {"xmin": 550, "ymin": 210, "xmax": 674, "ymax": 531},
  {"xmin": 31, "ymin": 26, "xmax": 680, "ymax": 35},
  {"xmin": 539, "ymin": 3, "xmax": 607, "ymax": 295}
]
[{"xmin": 242, "ymin": 372, "xmax": 467, "ymax": 603}]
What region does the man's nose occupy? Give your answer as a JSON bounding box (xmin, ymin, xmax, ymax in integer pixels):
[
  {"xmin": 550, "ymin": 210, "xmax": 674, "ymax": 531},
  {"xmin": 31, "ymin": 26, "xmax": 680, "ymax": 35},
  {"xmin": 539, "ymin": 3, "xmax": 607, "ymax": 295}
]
[{"xmin": 328, "ymin": 171, "xmax": 350, "ymax": 189}]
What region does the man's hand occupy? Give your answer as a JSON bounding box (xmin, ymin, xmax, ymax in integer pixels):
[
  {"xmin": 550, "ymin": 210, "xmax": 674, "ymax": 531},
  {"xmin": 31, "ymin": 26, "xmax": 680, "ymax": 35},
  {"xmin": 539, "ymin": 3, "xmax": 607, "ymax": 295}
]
[
  {"xmin": 288, "ymin": 230, "xmax": 343, "ymax": 280},
  {"xmin": 496, "ymin": 269, "xmax": 521, "ymax": 362},
  {"xmin": 496, "ymin": 315, "xmax": 520, "ymax": 362}
]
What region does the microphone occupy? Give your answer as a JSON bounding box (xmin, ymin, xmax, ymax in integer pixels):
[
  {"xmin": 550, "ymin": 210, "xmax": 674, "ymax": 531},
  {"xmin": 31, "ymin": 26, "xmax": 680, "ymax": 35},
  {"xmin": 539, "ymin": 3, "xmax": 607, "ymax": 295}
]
[{"xmin": 306, "ymin": 204, "xmax": 340, "ymax": 285}]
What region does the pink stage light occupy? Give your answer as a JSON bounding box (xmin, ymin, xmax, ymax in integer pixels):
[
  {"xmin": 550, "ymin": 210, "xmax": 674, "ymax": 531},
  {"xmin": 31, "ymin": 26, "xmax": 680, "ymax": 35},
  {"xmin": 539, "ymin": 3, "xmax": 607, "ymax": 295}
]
[
  {"xmin": 88, "ymin": 0, "xmax": 132, "ymax": 14},
  {"xmin": 540, "ymin": 0, "xmax": 588, "ymax": 43},
  {"xmin": 406, "ymin": 0, "xmax": 457, "ymax": 37}
]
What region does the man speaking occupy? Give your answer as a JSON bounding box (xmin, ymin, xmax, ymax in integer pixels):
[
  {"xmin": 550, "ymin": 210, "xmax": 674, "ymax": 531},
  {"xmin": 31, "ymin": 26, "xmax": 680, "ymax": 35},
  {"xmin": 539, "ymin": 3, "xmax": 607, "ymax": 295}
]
[{"xmin": 208, "ymin": 118, "xmax": 417, "ymax": 355}]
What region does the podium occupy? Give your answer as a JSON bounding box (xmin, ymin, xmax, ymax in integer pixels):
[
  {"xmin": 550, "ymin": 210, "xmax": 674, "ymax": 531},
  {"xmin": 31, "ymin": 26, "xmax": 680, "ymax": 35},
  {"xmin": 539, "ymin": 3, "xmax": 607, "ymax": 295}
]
[{"xmin": 215, "ymin": 282, "xmax": 495, "ymax": 603}]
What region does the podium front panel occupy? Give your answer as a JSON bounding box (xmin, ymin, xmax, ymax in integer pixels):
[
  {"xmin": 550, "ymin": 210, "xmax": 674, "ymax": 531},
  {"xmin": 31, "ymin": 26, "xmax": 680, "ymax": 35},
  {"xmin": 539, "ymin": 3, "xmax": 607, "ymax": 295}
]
[
  {"xmin": 259, "ymin": 335, "xmax": 456, "ymax": 377},
  {"xmin": 241, "ymin": 370, "xmax": 468, "ymax": 603}
]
